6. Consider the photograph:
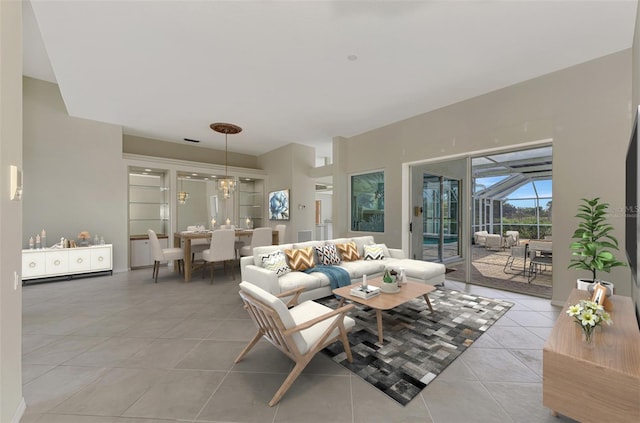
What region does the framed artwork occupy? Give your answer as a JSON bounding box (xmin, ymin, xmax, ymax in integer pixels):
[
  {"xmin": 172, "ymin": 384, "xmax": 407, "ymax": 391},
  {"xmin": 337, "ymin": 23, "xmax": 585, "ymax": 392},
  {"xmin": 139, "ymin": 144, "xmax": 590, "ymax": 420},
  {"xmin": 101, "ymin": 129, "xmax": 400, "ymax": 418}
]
[{"xmin": 269, "ymin": 189, "xmax": 290, "ymax": 220}]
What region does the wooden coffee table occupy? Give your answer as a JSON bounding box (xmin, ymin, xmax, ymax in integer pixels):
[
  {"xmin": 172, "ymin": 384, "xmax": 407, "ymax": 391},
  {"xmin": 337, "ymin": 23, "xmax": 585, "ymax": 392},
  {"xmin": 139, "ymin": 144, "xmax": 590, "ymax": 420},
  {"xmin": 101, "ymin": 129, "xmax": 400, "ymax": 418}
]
[{"xmin": 333, "ymin": 277, "xmax": 435, "ymax": 344}]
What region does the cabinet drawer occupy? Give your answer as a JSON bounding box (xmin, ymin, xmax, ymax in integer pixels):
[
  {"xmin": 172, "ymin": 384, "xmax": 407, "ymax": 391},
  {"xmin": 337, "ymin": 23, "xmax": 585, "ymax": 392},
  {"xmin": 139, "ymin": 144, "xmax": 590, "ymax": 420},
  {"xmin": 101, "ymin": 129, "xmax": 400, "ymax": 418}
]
[
  {"xmin": 91, "ymin": 247, "xmax": 112, "ymax": 270},
  {"xmin": 22, "ymin": 252, "xmax": 46, "ymax": 278},
  {"xmin": 45, "ymin": 251, "xmax": 69, "ymax": 275},
  {"xmin": 69, "ymin": 249, "xmax": 92, "ymax": 272}
]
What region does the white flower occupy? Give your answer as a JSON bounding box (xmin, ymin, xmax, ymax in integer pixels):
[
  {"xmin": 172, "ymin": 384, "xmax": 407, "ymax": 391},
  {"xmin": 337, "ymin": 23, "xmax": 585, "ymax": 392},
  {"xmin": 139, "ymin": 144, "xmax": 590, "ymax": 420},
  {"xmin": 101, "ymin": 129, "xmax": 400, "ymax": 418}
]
[
  {"xmin": 567, "ymin": 304, "xmax": 582, "ymax": 317},
  {"xmin": 579, "ymin": 309, "xmax": 597, "ymax": 326}
]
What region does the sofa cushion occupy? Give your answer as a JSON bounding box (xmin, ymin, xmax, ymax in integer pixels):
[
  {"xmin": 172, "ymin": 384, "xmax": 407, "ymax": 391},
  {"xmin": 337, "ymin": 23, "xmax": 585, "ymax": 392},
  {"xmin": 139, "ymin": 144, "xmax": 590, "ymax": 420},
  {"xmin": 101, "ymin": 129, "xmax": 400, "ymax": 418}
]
[
  {"xmin": 253, "ymin": 243, "xmax": 293, "ymax": 266},
  {"xmin": 363, "ymin": 244, "xmax": 385, "ymax": 260},
  {"xmin": 285, "ymin": 247, "xmax": 316, "ymax": 271},
  {"xmin": 338, "ymin": 260, "xmax": 386, "ymax": 278},
  {"xmin": 315, "ymin": 244, "xmax": 341, "ymax": 265},
  {"xmin": 389, "ymin": 259, "xmax": 446, "ymax": 281},
  {"xmin": 278, "ymin": 270, "xmax": 328, "ymax": 292},
  {"xmin": 289, "ymin": 300, "xmax": 355, "ymax": 355},
  {"xmin": 260, "ymin": 250, "xmax": 291, "ymax": 276},
  {"xmin": 352, "ymin": 236, "xmax": 375, "ymax": 256},
  {"xmin": 336, "ymin": 241, "xmax": 360, "ymax": 261}
]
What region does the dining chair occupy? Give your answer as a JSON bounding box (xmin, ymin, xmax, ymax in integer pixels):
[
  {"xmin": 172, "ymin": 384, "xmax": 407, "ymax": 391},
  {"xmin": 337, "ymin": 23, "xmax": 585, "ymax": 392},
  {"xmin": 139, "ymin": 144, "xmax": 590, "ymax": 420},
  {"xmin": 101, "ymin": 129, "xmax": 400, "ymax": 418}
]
[
  {"xmin": 275, "ymin": 224, "xmax": 286, "ymax": 245},
  {"xmin": 147, "ymin": 229, "xmax": 184, "ymax": 283},
  {"xmin": 239, "ymin": 227, "xmax": 273, "ymax": 257},
  {"xmin": 186, "ymin": 225, "xmax": 209, "ymax": 263},
  {"xmin": 236, "ymin": 281, "xmax": 355, "ymax": 406},
  {"xmin": 221, "ymin": 224, "xmax": 246, "ymax": 258},
  {"xmin": 201, "ymin": 228, "xmax": 236, "ymax": 284}
]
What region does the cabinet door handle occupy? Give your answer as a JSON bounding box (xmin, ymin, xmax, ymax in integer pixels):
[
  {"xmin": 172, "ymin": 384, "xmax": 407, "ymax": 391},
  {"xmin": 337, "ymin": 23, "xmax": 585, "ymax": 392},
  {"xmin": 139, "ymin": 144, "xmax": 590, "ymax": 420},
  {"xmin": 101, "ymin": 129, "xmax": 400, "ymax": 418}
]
[
  {"xmin": 54, "ymin": 259, "xmax": 61, "ymax": 266},
  {"xmin": 77, "ymin": 258, "xmax": 83, "ymax": 263},
  {"xmin": 29, "ymin": 262, "xmax": 36, "ymax": 268}
]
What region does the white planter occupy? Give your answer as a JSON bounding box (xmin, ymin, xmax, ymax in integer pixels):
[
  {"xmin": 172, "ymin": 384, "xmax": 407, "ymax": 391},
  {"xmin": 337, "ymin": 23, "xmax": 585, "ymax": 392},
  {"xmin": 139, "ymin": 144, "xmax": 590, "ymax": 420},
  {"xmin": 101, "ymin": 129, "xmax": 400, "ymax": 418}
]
[
  {"xmin": 576, "ymin": 279, "xmax": 614, "ymax": 295},
  {"xmin": 380, "ymin": 281, "xmax": 399, "ymax": 294}
]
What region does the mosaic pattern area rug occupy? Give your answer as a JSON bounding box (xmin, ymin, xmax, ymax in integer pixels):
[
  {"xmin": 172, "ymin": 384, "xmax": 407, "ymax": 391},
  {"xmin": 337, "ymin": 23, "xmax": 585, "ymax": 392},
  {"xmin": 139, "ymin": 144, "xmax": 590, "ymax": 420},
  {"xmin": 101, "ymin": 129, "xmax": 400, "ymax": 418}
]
[{"xmin": 319, "ymin": 289, "xmax": 513, "ymax": 405}]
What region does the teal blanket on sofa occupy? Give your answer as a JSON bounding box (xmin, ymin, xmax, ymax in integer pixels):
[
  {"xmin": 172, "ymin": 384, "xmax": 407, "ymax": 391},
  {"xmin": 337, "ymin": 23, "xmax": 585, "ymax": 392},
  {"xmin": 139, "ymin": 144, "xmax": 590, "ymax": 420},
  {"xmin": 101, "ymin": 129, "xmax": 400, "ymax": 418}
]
[{"xmin": 303, "ymin": 265, "xmax": 351, "ymax": 290}]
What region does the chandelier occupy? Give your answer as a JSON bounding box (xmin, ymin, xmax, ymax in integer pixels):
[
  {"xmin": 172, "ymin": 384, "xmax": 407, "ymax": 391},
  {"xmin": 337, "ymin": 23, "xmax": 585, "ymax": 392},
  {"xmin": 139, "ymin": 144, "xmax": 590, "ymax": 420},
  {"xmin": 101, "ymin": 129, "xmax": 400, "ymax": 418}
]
[
  {"xmin": 210, "ymin": 122, "xmax": 242, "ymax": 199},
  {"xmin": 177, "ymin": 177, "xmax": 189, "ymax": 204}
]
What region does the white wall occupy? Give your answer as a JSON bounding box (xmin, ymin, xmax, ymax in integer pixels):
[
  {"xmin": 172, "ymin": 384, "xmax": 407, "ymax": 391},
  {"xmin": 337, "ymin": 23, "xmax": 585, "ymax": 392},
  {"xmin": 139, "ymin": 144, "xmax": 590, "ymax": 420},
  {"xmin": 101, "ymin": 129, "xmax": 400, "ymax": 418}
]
[
  {"xmin": 23, "ymin": 77, "xmax": 129, "ymax": 272},
  {"xmin": 257, "ymin": 143, "xmax": 315, "ymax": 244},
  {"xmin": 0, "ymin": 1, "xmax": 24, "ymax": 421},
  {"xmin": 333, "ymin": 50, "xmax": 633, "ymax": 305}
]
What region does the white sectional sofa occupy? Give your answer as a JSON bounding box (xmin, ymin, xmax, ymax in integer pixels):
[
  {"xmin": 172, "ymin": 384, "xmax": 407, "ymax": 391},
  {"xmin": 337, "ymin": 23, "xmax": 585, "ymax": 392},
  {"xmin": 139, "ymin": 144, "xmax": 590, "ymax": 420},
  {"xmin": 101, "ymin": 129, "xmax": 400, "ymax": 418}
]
[{"xmin": 240, "ymin": 236, "xmax": 446, "ymax": 302}]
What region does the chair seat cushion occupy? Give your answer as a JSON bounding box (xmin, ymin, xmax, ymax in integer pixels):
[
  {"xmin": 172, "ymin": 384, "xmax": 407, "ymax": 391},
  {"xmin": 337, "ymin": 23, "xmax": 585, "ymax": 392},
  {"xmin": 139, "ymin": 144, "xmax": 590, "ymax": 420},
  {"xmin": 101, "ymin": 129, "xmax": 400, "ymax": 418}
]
[
  {"xmin": 162, "ymin": 248, "xmax": 184, "ymax": 261},
  {"xmin": 290, "ymin": 300, "xmax": 355, "ymax": 354}
]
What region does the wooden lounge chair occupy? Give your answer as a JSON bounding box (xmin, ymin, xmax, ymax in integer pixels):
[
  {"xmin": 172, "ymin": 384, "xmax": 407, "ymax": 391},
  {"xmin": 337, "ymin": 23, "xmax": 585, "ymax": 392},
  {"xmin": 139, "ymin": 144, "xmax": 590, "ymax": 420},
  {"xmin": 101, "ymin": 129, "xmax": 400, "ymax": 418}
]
[{"xmin": 236, "ymin": 281, "xmax": 355, "ymax": 406}]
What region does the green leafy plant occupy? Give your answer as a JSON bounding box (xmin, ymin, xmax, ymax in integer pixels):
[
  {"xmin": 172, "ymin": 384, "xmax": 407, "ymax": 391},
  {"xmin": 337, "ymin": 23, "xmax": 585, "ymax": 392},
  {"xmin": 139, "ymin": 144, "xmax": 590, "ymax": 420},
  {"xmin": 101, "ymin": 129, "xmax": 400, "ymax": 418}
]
[
  {"xmin": 383, "ymin": 268, "xmax": 394, "ymax": 283},
  {"xmin": 568, "ymin": 197, "xmax": 627, "ymax": 282}
]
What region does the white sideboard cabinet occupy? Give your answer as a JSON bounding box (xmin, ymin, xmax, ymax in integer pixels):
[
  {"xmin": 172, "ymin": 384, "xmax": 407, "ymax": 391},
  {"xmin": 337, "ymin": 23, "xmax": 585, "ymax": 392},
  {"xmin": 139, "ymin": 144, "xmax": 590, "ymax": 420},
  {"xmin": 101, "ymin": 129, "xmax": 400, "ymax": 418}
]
[{"xmin": 22, "ymin": 244, "xmax": 113, "ymax": 282}]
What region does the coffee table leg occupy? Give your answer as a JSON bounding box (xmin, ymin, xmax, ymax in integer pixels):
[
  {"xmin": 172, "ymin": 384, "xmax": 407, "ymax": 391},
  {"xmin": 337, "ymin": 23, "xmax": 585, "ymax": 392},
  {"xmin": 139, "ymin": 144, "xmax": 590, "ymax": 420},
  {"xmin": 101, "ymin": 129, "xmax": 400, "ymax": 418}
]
[
  {"xmin": 376, "ymin": 309, "xmax": 384, "ymax": 344},
  {"xmin": 337, "ymin": 297, "xmax": 345, "ymax": 307},
  {"xmin": 423, "ymin": 294, "xmax": 434, "ymax": 312}
]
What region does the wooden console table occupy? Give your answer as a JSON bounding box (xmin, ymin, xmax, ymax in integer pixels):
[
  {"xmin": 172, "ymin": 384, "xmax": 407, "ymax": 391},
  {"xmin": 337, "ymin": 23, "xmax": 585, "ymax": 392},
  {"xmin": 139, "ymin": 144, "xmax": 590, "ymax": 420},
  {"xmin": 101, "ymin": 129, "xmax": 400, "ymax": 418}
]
[{"xmin": 543, "ymin": 289, "xmax": 640, "ymax": 422}]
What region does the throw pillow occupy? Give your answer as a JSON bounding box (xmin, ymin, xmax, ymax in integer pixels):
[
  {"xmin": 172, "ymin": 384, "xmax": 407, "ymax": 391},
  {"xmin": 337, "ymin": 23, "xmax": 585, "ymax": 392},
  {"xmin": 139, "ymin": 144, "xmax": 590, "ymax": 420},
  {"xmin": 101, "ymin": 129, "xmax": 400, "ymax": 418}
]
[
  {"xmin": 315, "ymin": 244, "xmax": 341, "ymax": 265},
  {"xmin": 336, "ymin": 241, "xmax": 360, "ymax": 262},
  {"xmin": 363, "ymin": 244, "xmax": 385, "ymax": 260},
  {"xmin": 284, "ymin": 247, "xmax": 316, "ymax": 271},
  {"xmin": 260, "ymin": 250, "xmax": 291, "ymax": 277}
]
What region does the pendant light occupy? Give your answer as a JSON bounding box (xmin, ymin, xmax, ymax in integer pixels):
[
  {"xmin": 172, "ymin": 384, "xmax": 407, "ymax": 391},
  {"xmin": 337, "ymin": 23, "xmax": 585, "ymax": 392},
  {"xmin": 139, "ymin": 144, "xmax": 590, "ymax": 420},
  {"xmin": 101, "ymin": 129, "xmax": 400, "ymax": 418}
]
[
  {"xmin": 177, "ymin": 177, "xmax": 189, "ymax": 204},
  {"xmin": 210, "ymin": 122, "xmax": 242, "ymax": 199}
]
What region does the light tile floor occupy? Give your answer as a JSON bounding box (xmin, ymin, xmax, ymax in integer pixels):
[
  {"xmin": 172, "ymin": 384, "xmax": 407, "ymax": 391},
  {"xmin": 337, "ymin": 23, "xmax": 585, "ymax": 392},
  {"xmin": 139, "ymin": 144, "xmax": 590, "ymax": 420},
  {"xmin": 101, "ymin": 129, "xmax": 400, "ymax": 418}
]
[{"xmin": 21, "ymin": 267, "xmax": 579, "ymax": 423}]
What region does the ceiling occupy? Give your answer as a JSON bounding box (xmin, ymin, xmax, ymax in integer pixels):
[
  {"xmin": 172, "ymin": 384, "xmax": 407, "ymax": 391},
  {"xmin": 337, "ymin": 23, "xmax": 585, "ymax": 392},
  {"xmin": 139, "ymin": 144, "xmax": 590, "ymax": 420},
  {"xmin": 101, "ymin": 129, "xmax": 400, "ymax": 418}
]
[{"xmin": 23, "ymin": 1, "xmax": 637, "ymax": 161}]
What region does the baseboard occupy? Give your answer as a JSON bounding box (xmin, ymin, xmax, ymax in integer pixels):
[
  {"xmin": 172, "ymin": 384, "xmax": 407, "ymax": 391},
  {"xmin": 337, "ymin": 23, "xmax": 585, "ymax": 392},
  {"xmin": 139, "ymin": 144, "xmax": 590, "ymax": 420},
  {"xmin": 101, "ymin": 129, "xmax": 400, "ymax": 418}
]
[{"xmin": 10, "ymin": 397, "xmax": 26, "ymax": 423}]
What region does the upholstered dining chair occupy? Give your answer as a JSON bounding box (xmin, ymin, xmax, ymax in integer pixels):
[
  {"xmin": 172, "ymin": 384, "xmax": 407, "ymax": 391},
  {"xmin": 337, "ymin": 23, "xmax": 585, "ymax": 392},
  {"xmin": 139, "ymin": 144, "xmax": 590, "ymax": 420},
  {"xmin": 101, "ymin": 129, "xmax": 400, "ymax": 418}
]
[
  {"xmin": 220, "ymin": 224, "xmax": 246, "ymax": 259},
  {"xmin": 275, "ymin": 224, "xmax": 286, "ymax": 245},
  {"xmin": 147, "ymin": 229, "xmax": 184, "ymax": 283},
  {"xmin": 239, "ymin": 227, "xmax": 273, "ymax": 257},
  {"xmin": 201, "ymin": 228, "xmax": 236, "ymax": 284},
  {"xmin": 186, "ymin": 225, "xmax": 209, "ymax": 263},
  {"xmin": 236, "ymin": 281, "xmax": 355, "ymax": 406}
]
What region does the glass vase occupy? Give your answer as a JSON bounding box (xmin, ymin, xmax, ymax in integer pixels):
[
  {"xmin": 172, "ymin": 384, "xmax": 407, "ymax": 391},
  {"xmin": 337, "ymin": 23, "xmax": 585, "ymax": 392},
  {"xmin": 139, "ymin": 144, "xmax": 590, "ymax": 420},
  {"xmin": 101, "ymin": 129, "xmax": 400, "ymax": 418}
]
[{"xmin": 581, "ymin": 328, "xmax": 594, "ymax": 348}]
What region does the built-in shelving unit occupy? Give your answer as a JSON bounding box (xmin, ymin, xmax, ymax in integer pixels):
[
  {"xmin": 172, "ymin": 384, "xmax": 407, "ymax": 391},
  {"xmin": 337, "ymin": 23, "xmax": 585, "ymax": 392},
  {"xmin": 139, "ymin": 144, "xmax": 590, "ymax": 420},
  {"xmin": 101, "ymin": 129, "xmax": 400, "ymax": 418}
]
[
  {"xmin": 128, "ymin": 171, "xmax": 169, "ymax": 236},
  {"xmin": 239, "ymin": 179, "xmax": 264, "ymax": 228}
]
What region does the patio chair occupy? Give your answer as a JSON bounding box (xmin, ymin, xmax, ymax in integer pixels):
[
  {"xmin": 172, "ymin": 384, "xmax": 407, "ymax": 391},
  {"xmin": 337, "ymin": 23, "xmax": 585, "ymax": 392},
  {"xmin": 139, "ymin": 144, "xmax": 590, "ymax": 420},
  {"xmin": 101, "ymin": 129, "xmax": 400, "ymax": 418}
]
[
  {"xmin": 485, "ymin": 234, "xmax": 503, "ymax": 251},
  {"xmin": 236, "ymin": 281, "xmax": 355, "ymax": 406},
  {"xmin": 505, "ymin": 230, "xmax": 520, "ymax": 247},
  {"xmin": 504, "ymin": 245, "xmax": 527, "ymax": 274},
  {"xmin": 473, "ymin": 230, "xmax": 489, "ymax": 246}
]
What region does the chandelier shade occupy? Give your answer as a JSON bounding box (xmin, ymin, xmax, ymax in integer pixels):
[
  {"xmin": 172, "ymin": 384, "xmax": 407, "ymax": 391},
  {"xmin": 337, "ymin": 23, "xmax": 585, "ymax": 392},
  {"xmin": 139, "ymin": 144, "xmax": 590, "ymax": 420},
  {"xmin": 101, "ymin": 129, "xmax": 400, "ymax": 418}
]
[
  {"xmin": 177, "ymin": 177, "xmax": 189, "ymax": 204},
  {"xmin": 211, "ymin": 122, "xmax": 242, "ymax": 199}
]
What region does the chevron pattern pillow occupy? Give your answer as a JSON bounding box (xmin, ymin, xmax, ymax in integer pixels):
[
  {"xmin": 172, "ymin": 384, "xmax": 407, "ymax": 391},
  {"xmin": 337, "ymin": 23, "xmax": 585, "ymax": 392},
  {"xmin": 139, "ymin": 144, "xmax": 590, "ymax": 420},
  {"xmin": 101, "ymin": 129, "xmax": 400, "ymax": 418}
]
[
  {"xmin": 363, "ymin": 244, "xmax": 385, "ymax": 260},
  {"xmin": 336, "ymin": 241, "xmax": 360, "ymax": 262},
  {"xmin": 284, "ymin": 247, "xmax": 316, "ymax": 271},
  {"xmin": 316, "ymin": 244, "xmax": 342, "ymax": 265},
  {"xmin": 260, "ymin": 250, "xmax": 291, "ymax": 276}
]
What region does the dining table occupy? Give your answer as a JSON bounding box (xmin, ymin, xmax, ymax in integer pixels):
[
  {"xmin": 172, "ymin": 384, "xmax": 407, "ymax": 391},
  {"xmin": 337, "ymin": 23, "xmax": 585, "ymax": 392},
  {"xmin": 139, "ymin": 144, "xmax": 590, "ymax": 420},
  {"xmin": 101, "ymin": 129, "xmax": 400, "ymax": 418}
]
[{"xmin": 173, "ymin": 229, "xmax": 279, "ymax": 282}]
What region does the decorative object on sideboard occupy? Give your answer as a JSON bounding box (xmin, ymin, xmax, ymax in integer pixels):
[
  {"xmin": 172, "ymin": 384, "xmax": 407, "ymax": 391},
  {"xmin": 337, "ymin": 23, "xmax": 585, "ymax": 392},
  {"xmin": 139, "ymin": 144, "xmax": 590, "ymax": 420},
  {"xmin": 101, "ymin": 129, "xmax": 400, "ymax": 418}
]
[
  {"xmin": 78, "ymin": 231, "xmax": 91, "ymax": 246},
  {"xmin": 566, "ymin": 297, "xmax": 612, "ymax": 345},
  {"xmin": 41, "ymin": 229, "xmax": 46, "ymax": 249},
  {"xmin": 210, "ymin": 122, "xmax": 242, "ymax": 200},
  {"xmin": 568, "ymin": 197, "xmax": 627, "ymax": 293}
]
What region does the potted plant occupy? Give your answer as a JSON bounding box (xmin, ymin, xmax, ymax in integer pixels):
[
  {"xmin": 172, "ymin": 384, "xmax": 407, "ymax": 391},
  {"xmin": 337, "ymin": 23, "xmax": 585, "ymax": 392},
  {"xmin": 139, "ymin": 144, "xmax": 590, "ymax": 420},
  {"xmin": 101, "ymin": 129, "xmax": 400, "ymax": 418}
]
[
  {"xmin": 568, "ymin": 197, "xmax": 627, "ymax": 293},
  {"xmin": 381, "ymin": 268, "xmax": 398, "ymax": 293}
]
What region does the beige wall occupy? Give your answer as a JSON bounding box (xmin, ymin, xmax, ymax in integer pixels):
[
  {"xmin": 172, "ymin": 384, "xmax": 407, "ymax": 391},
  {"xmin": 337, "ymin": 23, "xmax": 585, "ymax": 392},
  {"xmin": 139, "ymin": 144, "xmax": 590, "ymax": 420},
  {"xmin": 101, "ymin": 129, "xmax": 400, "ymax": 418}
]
[
  {"xmin": 23, "ymin": 77, "xmax": 129, "ymax": 272},
  {"xmin": 632, "ymin": 4, "xmax": 640, "ymax": 321},
  {"xmin": 0, "ymin": 1, "xmax": 24, "ymax": 421},
  {"xmin": 335, "ymin": 50, "xmax": 633, "ymax": 305},
  {"xmin": 257, "ymin": 143, "xmax": 315, "ymax": 244},
  {"xmin": 124, "ymin": 134, "xmax": 258, "ymax": 169}
]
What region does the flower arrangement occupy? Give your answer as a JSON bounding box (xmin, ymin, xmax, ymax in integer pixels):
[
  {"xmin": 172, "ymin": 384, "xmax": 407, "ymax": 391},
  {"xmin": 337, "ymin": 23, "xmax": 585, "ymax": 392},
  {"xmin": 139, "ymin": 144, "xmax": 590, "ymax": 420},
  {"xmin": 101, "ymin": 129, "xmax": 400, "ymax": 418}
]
[
  {"xmin": 78, "ymin": 231, "xmax": 91, "ymax": 240},
  {"xmin": 566, "ymin": 299, "xmax": 612, "ymax": 343}
]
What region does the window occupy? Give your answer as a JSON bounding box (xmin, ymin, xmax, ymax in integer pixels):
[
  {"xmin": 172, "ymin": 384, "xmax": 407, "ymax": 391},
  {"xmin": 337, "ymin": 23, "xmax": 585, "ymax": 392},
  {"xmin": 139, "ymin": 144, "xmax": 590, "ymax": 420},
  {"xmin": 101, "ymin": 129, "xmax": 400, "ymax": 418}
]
[{"xmin": 351, "ymin": 171, "xmax": 384, "ymax": 232}]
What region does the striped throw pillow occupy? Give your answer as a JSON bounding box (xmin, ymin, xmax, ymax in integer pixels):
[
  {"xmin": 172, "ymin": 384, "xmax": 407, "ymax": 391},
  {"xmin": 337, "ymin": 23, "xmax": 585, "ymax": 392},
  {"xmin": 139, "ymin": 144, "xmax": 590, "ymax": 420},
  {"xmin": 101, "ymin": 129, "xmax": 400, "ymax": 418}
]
[
  {"xmin": 260, "ymin": 250, "xmax": 291, "ymax": 276},
  {"xmin": 284, "ymin": 247, "xmax": 316, "ymax": 271},
  {"xmin": 363, "ymin": 244, "xmax": 385, "ymax": 260},
  {"xmin": 316, "ymin": 244, "xmax": 341, "ymax": 265},
  {"xmin": 336, "ymin": 241, "xmax": 360, "ymax": 262}
]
